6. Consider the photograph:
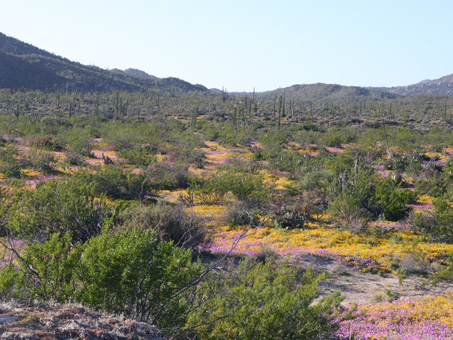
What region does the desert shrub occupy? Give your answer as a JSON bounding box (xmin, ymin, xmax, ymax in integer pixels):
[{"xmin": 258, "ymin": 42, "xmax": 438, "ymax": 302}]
[
  {"xmin": 321, "ymin": 128, "xmax": 357, "ymax": 147},
  {"xmin": 328, "ymin": 170, "xmax": 376, "ymax": 231},
  {"xmin": 64, "ymin": 129, "xmax": 94, "ymax": 157},
  {"xmin": 64, "ymin": 150, "xmax": 86, "ymax": 166},
  {"xmin": 75, "ymin": 166, "xmax": 155, "ymax": 201},
  {"xmin": 1, "ymin": 144, "xmax": 57, "ymax": 177},
  {"xmin": 444, "ymin": 161, "xmax": 453, "ymax": 185},
  {"xmin": 322, "ymin": 152, "xmax": 355, "ymax": 177},
  {"xmin": 145, "ymin": 161, "xmax": 191, "ymax": 190},
  {"xmin": 226, "ymin": 172, "xmax": 272, "ymax": 206},
  {"xmin": 4, "ymin": 177, "xmax": 112, "ymax": 242},
  {"xmin": 415, "ymin": 172, "xmax": 447, "ymax": 198},
  {"xmin": 173, "ymin": 148, "xmax": 205, "ymax": 166},
  {"xmin": 168, "ymin": 128, "xmax": 205, "ymax": 152},
  {"xmin": 200, "ymin": 121, "xmax": 221, "ymax": 141},
  {"xmin": 398, "ymin": 252, "xmax": 430, "ymax": 275},
  {"xmin": 410, "ymin": 195, "xmax": 453, "ymax": 242},
  {"xmin": 385, "ymin": 154, "xmax": 410, "ymax": 172},
  {"xmin": 215, "ymin": 126, "xmax": 254, "ymax": 146},
  {"xmin": 300, "ymin": 190, "xmax": 329, "ymax": 220},
  {"xmin": 285, "ymin": 170, "xmax": 331, "ymax": 221},
  {"xmin": 0, "ymin": 229, "xmax": 203, "ymax": 335},
  {"xmin": 291, "ymin": 168, "xmax": 333, "ymax": 192},
  {"xmin": 270, "ymin": 202, "xmax": 310, "ymax": 229},
  {"xmin": 116, "ymin": 144, "xmax": 157, "ymax": 167},
  {"xmin": 252, "ymin": 247, "xmax": 281, "ymax": 264},
  {"xmin": 429, "ymin": 252, "xmax": 453, "ymax": 285},
  {"xmin": 0, "ymin": 144, "xmax": 20, "ymax": 176},
  {"xmin": 185, "ymin": 175, "xmax": 230, "ymax": 205},
  {"xmin": 260, "ymin": 143, "xmax": 304, "ymax": 173},
  {"xmin": 0, "ymin": 232, "xmax": 78, "ymax": 302},
  {"xmin": 374, "ymin": 177, "xmax": 418, "ymax": 221},
  {"xmin": 225, "ymin": 154, "xmax": 261, "ymax": 174},
  {"xmin": 222, "ymin": 201, "xmax": 262, "ymax": 227},
  {"xmin": 26, "ymin": 148, "xmax": 56, "ymax": 173},
  {"xmin": 74, "ymin": 229, "xmax": 202, "ymax": 332},
  {"xmin": 259, "ymin": 129, "xmax": 289, "ymax": 147},
  {"xmin": 119, "ymin": 202, "xmax": 206, "ymax": 248},
  {"xmin": 185, "ymin": 258, "xmax": 345, "ymax": 340},
  {"xmin": 24, "ymin": 136, "xmax": 52, "ymax": 148},
  {"xmin": 40, "ymin": 117, "xmax": 72, "ymax": 136},
  {"xmin": 2, "ymin": 166, "xmax": 22, "ymax": 179},
  {"xmin": 111, "ymin": 138, "xmax": 134, "ymax": 152},
  {"xmin": 40, "ymin": 116, "xmax": 72, "ymax": 130},
  {"xmin": 187, "ymin": 172, "xmax": 272, "ymax": 206}
]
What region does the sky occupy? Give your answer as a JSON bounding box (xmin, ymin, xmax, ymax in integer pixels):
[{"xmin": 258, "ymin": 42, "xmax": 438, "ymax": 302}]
[{"xmin": 1, "ymin": 0, "xmax": 452, "ymax": 92}]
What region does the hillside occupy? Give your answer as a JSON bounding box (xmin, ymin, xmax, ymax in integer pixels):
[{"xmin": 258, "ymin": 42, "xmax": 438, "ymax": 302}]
[
  {"xmin": 257, "ymin": 83, "xmax": 399, "ymax": 103},
  {"xmin": 375, "ymin": 73, "xmax": 453, "ymax": 96},
  {"xmin": 0, "ymin": 32, "xmax": 207, "ymax": 93},
  {"xmin": 3, "ymin": 31, "xmax": 453, "ymax": 100}
]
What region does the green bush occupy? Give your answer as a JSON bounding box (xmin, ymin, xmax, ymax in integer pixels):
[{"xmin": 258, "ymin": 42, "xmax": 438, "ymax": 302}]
[
  {"xmin": 5, "ymin": 177, "xmax": 112, "ymax": 242},
  {"xmin": 0, "ymin": 233, "xmax": 78, "ymax": 302},
  {"xmin": 75, "ymin": 229, "xmax": 202, "ymax": 331},
  {"xmin": 185, "ymin": 258, "xmax": 344, "ymax": 340},
  {"xmin": 328, "ymin": 170, "xmax": 376, "ymax": 230},
  {"xmin": 145, "ymin": 161, "xmax": 191, "ymax": 190},
  {"xmin": 116, "ymin": 145, "xmax": 157, "ymax": 167},
  {"xmin": 375, "ymin": 177, "xmax": 417, "ymax": 221},
  {"xmin": 74, "ymin": 166, "xmax": 155, "ymax": 201},
  {"xmin": 411, "ymin": 194, "xmax": 453, "ymax": 242},
  {"xmin": 0, "ymin": 229, "xmax": 203, "ymax": 335},
  {"xmin": 26, "ymin": 148, "xmax": 56, "ymax": 173},
  {"xmin": 64, "ymin": 129, "xmax": 94, "ymax": 157},
  {"xmin": 0, "ymin": 145, "xmax": 22, "ymax": 178},
  {"xmin": 191, "ymin": 172, "xmax": 273, "ymax": 207}
]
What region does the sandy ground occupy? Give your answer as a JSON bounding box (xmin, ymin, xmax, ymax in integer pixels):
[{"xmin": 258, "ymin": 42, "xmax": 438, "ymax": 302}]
[{"xmin": 291, "ymin": 253, "xmax": 453, "ymax": 305}]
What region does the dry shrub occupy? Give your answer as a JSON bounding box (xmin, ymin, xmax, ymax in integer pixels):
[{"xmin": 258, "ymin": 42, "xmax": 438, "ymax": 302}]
[
  {"xmin": 300, "ymin": 191, "xmax": 328, "ymax": 220},
  {"xmin": 120, "ymin": 202, "xmax": 206, "ymax": 248},
  {"xmin": 24, "ymin": 136, "xmax": 59, "ymax": 150},
  {"xmin": 252, "ymin": 247, "xmax": 281, "ymax": 264},
  {"xmin": 222, "ymin": 201, "xmax": 261, "ymax": 227},
  {"xmin": 398, "ymin": 253, "xmax": 430, "ymax": 274},
  {"xmin": 270, "ymin": 201, "xmax": 310, "ymax": 229}
]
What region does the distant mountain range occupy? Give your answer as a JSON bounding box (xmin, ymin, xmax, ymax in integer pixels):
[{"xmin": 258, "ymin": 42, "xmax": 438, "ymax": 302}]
[
  {"xmin": 373, "ymin": 74, "xmax": 453, "ymax": 96},
  {"xmin": 258, "ymin": 83, "xmax": 398, "ymax": 103},
  {"xmin": 1, "ymin": 32, "xmax": 453, "ymax": 100}
]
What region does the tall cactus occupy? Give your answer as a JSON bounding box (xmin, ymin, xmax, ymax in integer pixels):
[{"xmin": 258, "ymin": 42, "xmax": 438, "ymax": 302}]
[
  {"xmin": 278, "ymin": 94, "xmax": 283, "ymax": 128},
  {"xmin": 190, "ymin": 102, "xmax": 199, "ymax": 128}
]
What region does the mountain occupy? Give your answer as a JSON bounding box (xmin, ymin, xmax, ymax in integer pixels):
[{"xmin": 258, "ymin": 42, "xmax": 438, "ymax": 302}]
[
  {"xmin": 3, "ymin": 32, "xmax": 453, "ymax": 99},
  {"xmin": 257, "ymin": 83, "xmax": 399, "ymax": 103},
  {"xmin": 0, "ymin": 32, "xmax": 207, "ymax": 93},
  {"xmin": 124, "ymin": 68, "xmax": 153, "ymax": 77},
  {"xmin": 376, "ymin": 74, "xmax": 453, "ymax": 96}
]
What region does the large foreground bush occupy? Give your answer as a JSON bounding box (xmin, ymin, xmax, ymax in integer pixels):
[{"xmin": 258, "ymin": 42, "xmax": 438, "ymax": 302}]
[
  {"xmin": 184, "ymin": 258, "xmax": 345, "ymax": 340},
  {"xmin": 0, "ymin": 229, "xmax": 202, "ymax": 334}
]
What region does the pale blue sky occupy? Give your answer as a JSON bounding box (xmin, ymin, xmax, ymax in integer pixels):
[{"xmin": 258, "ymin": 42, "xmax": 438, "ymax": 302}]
[{"xmin": 1, "ymin": 0, "xmax": 452, "ymax": 91}]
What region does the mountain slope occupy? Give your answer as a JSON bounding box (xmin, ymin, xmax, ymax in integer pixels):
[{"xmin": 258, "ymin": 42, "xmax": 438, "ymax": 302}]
[
  {"xmin": 0, "ymin": 32, "xmax": 207, "ymax": 93},
  {"xmin": 257, "ymin": 83, "xmax": 399, "ymax": 103},
  {"xmin": 377, "ymin": 74, "xmax": 453, "ymax": 96}
]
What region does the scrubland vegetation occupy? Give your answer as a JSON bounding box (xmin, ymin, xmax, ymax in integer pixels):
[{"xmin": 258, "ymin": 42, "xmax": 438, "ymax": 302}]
[{"xmin": 0, "ymin": 88, "xmax": 452, "ymax": 339}]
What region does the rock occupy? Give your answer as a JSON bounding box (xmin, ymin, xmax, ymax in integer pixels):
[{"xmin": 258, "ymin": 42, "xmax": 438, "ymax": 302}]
[{"xmin": 0, "ymin": 302, "xmax": 165, "ymax": 340}]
